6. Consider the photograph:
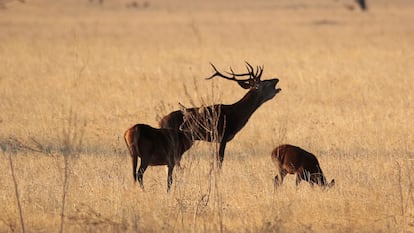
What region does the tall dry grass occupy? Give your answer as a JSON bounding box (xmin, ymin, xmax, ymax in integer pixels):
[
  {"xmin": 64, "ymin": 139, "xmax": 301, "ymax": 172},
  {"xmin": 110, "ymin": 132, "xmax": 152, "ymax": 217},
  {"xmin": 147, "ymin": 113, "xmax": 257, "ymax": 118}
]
[{"xmin": 0, "ymin": 0, "xmax": 413, "ymax": 232}]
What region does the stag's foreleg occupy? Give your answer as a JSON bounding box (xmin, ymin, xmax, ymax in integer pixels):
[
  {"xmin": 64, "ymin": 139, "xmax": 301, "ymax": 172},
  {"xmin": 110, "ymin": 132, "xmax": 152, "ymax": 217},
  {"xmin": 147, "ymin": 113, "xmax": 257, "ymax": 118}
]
[
  {"xmin": 217, "ymin": 141, "xmax": 227, "ymax": 169},
  {"xmin": 167, "ymin": 165, "xmax": 174, "ymax": 192}
]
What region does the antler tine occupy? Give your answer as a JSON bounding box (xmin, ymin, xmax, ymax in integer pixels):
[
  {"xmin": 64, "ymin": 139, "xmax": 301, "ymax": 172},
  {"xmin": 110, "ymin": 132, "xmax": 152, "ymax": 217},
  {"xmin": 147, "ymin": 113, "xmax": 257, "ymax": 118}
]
[
  {"xmin": 254, "ymin": 65, "xmax": 264, "ymax": 79},
  {"xmin": 205, "ymin": 63, "xmax": 217, "ymax": 80},
  {"xmin": 206, "ymin": 63, "xmax": 251, "ymax": 81},
  {"xmin": 244, "ymin": 61, "xmax": 265, "ymax": 80},
  {"xmin": 206, "ymin": 63, "xmax": 232, "ymax": 80},
  {"xmin": 227, "ymin": 66, "xmax": 236, "ymax": 76},
  {"xmin": 255, "ymin": 65, "xmax": 260, "ymax": 77},
  {"xmin": 227, "ymin": 65, "xmax": 253, "ymax": 80},
  {"xmin": 258, "ymin": 65, "xmax": 264, "ymax": 79},
  {"xmin": 244, "ymin": 61, "xmax": 254, "ymax": 76}
]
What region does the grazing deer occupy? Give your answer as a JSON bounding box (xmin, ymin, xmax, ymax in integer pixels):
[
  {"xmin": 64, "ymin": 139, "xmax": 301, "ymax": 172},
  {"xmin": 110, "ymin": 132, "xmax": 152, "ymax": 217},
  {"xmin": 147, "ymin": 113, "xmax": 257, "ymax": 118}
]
[
  {"xmin": 124, "ymin": 124, "xmax": 193, "ymax": 192},
  {"xmin": 159, "ymin": 62, "xmax": 281, "ymax": 169},
  {"xmin": 272, "ymin": 144, "xmax": 335, "ymax": 189}
]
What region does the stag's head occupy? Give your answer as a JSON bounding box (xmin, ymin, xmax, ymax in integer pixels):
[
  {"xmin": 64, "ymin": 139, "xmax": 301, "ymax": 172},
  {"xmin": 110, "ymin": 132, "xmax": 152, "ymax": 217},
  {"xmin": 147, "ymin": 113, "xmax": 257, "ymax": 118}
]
[{"xmin": 206, "ymin": 62, "xmax": 281, "ymax": 101}]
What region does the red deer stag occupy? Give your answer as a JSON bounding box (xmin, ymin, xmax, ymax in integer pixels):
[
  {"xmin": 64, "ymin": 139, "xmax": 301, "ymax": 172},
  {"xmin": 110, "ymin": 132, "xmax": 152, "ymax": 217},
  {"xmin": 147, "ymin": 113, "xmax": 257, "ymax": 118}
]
[
  {"xmin": 159, "ymin": 62, "xmax": 281, "ymax": 169},
  {"xmin": 272, "ymin": 144, "xmax": 335, "ymax": 189},
  {"xmin": 124, "ymin": 124, "xmax": 193, "ymax": 192}
]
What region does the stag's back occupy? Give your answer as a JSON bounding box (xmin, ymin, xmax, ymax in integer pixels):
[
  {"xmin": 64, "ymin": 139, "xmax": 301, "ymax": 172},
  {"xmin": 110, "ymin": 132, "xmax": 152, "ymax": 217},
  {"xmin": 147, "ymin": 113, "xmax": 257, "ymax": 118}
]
[{"xmin": 159, "ymin": 110, "xmax": 184, "ymax": 130}]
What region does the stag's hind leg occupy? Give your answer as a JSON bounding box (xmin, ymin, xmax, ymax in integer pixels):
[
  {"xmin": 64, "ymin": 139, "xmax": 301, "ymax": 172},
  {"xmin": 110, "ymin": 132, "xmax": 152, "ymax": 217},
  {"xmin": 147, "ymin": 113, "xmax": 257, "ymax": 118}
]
[
  {"xmin": 137, "ymin": 160, "xmax": 149, "ymax": 190},
  {"xmin": 125, "ymin": 132, "xmax": 139, "ymax": 182},
  {"xmin": 124, "ymin": 125, "xmax": 139, "ymax": 182},
  {"xmin": 131, "ymin": 152, "xmax": 138, "ymax": 182}
]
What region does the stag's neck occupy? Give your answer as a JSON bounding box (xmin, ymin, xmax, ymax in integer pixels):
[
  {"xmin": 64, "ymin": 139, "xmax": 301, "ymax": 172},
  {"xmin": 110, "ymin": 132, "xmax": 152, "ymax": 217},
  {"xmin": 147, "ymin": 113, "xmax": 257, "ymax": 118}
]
[{"xmin": 232, "ymin": 89, "xmax": 264, "ymax": 123}]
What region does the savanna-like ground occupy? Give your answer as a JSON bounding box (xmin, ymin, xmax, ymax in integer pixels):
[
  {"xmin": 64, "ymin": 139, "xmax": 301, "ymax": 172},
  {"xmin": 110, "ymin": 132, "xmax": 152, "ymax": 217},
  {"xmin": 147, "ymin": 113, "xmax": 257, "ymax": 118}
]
[{"xmin": 0, "ymin": 0, "xmax": 413, "ymax": 232}]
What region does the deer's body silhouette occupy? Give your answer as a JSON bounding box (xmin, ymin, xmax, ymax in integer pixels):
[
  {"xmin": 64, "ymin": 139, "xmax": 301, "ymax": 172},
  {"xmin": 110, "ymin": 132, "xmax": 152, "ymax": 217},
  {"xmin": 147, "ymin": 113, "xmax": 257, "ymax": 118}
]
[
  {"xmin": 160, "ymin": 63, "xmax": 281, "ymax": 168},
  {"xmin": 272, "ymin": 144, "xmax": 335, "ymax": 189},
  {"xmin": 124, "ymin": 124, "xmax": 193, "ymax": 192}
]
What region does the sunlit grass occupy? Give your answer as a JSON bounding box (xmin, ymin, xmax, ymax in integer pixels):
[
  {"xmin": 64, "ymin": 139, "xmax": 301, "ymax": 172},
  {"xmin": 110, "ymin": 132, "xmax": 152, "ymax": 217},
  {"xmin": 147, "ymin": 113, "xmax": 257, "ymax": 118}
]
[{"xmin": 0, "ymin": 0, "xmax": 413, "ymax": 232}]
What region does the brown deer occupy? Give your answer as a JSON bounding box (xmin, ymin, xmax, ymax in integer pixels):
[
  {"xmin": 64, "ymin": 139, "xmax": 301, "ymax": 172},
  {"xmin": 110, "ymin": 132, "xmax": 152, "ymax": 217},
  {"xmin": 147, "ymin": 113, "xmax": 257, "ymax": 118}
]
[
  {"xmin": 124, "ymin": 124, "xmax": 193, "ymax": 192},
  {"xmin": 272, "ymin": 144, "xmax": 335, "ymax": 189},
  {"xmin": 159, "ymin": 62, "xmax": 281, "ymax": 169}
]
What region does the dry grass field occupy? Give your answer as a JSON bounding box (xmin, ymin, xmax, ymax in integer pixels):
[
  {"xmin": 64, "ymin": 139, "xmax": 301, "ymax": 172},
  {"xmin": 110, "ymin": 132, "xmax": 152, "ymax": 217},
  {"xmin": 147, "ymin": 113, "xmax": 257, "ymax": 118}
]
[{"xmin": 0, "ymin": 0, "xmax": 413, "ymax": 232}]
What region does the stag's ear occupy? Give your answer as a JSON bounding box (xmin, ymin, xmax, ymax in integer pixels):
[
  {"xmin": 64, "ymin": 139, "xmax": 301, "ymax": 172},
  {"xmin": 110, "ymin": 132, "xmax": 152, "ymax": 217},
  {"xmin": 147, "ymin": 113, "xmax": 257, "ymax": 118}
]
[
  {"xmin": 237, "ymin": 81, "xmax": 252, "ymax": 89},
  {"xmin": 328, "ymin": 179, "xmax": 335, "ymax": 188},
  {"xmin": 179, "ymin": 102, "xmax": 189, "ymax": 114}
]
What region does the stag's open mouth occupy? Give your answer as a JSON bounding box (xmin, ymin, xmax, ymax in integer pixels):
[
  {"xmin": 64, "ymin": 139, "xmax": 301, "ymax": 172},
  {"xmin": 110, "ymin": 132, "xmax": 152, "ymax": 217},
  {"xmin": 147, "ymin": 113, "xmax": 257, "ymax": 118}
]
[
  {"xmin": 274, "ymin": 79, "xmax": 282, "ymax": 94},
  {"xmin": 275, "ymin": 87, "xmax": 282, "ymax": 93}
]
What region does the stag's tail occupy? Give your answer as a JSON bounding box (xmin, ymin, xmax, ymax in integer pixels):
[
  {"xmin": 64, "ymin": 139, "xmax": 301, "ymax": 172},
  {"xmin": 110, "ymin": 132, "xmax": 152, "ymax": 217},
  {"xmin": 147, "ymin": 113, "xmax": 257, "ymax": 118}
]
[{"xmin": 124, "ymin": 125, "xmax": 140, "ymax": 182}]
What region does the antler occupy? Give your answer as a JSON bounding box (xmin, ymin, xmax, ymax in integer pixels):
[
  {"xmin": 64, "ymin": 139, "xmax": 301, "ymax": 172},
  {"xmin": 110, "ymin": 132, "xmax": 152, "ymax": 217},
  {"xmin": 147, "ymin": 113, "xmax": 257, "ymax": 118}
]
[
  {"xmin": 207, "ymin": 62, "xmax": 263, "ymax": 80},
  {"xmin": 206, "ymin": 62, "xmax": 264, "ymax": 89},
  {"xmin": 245, "ymin": 62, "xmax": 264, "ymax": 81},
  {"xmin": 206, "ymin": 63, "xmax": 252, "ymax": 81}
]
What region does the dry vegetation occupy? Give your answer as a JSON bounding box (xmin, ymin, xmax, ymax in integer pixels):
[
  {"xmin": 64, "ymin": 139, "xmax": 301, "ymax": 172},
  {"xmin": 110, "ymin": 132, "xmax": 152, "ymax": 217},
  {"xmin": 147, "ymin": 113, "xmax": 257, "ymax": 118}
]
[{"xmin": 0, "ymin": 0, "xmax": 413, "ymax": 232}]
